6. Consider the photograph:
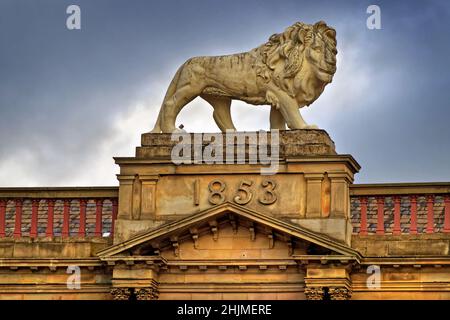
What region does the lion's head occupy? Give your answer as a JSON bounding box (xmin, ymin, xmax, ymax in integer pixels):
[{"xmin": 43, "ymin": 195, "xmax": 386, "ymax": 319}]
[{"xmin": 257, "ymin": 21, "xmax": 337, "ymax": 99}]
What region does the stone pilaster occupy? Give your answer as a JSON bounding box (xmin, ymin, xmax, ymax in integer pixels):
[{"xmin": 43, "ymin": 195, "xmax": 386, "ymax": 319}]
[
  {"xmin": 139, "ymin": 175, "xmax": 159, "ymax": 219},
  {"xmin": 304, "ymin": 264, "xmax": 353, "ymax": 301},
  {"xmin": 328, "ymin": 173, "xmax": 352, "ymax": 218},
  {"xmin": 110, "ymin": 261, "xmax": 160, "ymax": 300},
  {"xmin": 304, "ymin": 173, "xmax": 324, "ymax": 218}
]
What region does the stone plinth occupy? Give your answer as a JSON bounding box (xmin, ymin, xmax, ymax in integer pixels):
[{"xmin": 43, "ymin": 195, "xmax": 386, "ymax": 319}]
[
  {"xmin": 136, "ymin": 129, "xmax": 336, "ymax": 159},
  {"xmin": 114, "ymin": 129, "xmax": 359, "ymax": 244}
]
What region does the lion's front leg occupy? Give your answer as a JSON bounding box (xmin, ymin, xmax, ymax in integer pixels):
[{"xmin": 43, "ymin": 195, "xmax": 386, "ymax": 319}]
[
  {"xmin": 269, "ymin": 106, "xmax": 286, "ymax": 130},
  {"xmin": 266, "ymin": 89, "xmax": 318, "ymax": 130}
]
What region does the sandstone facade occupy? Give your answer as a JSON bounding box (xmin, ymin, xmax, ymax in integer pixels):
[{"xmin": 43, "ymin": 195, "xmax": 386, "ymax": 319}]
[{"xmin": 0, "ymin": 130, "xmax": 449, "ymax": 300}]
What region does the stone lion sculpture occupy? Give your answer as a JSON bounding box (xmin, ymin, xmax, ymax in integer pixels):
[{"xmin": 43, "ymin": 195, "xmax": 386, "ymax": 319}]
[{"xmin": 151, "ymin": 21, "xmax": 337, "ymax": 133}]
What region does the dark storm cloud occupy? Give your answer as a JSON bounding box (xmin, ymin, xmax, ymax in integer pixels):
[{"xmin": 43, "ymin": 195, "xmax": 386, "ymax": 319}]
[
  {"xmin": 0, "ymin": 0, "xmax": 449, "ymax": 185},
  {"xmin": 324, "ymin": 0, "xmax": 450, "ymax": 182}
]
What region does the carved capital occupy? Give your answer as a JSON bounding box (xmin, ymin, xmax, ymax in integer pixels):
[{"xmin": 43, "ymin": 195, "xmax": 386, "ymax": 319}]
[
  {"xmin": 110, "ymin": 288, "xmax": 132, "ymax": 300},
  {"xmin": 304, "ymin": 287, "xmax": 324, "ymax": 300},
  {"xmin": 135, "ymin": 287, "xmax": 159, "ymax": 300},
  {"xmin": 329, "ymin": 287, "xmax": 352, "ymax": 300}
]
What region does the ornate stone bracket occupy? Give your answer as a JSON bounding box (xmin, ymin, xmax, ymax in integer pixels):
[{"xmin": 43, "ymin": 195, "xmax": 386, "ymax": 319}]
[
  {"xmin": 111, "ymin": 288, "xmax": 132, "ymax": 300},
  {"xmin": 304, "ymin": 287, "xmax": 325, "ymax": 300},
  {"xmin": 110, "ymin": 287, "xmax": 159, "ymax": 301},
  {"xmin": 135, "ymin": 286, "xmax": 159, "ymax": 300},
  {"xmin": 328, "ymin": 287, "xmax": 352, "ymax": 300},
  {"xmin": 304, "ymin": 286, "xmax": 352, "ymax": 300}
]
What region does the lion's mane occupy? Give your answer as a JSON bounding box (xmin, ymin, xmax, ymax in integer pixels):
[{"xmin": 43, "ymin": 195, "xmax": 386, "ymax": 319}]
[{"xmin": 255, "ymin": 21, "xmax": 337, "ymax": 97}]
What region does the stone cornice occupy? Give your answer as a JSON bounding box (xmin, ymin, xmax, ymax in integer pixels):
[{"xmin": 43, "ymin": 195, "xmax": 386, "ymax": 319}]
[
  {"xmin": 0, "ymin": 187, "xmax": 118, "ymax": 199},
  {"xmin": 360, "ymin": 256, "xmax": 450, "ymax": 266},
  {"xmin": 350, "ymin": 182, "xmax": 450, "ymax": 196},
  {"xmin": 0, "ymin": 258, "xmax": 102, "ymax": 268}
]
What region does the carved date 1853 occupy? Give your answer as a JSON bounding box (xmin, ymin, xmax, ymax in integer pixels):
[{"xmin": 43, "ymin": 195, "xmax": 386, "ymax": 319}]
[{"xmin": 201, "ymin": 179, "xmax": 277, "ymax": 206}]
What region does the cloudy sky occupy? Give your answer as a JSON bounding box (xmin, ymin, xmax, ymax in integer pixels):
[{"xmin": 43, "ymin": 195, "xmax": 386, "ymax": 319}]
[{"xmin": 0, "ymin": 0, "xmax": 449, "ymax": 186}]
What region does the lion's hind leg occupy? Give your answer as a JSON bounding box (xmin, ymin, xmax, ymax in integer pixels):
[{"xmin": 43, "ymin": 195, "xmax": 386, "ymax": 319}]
[
  {"xmin": 201, "ymin": 95, "xmax": 235, "ymax": 132},
  {"xmin": 160, "ymin": 85, "xmax": 203, "ymax": 132},
  {"xmin": 150, "ymin": 112, "xmax": 162, "ymax": 133}
]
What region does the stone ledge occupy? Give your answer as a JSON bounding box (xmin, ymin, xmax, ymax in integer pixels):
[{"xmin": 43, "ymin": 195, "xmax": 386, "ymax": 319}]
[{"xmin": 352, "ymin": 234, "xmax": 450, "ymax": 256}]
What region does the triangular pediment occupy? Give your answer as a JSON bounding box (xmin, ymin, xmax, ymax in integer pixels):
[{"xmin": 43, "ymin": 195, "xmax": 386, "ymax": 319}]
[{"xmin": 98, "ymin": 202, "xmax": 361, "ymax": 263}]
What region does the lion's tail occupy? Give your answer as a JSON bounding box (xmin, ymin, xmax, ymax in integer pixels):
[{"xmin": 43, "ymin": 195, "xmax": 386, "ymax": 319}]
[{"xmin": 151, "ymin": 64, "xmax": 185, "ymax": 132}]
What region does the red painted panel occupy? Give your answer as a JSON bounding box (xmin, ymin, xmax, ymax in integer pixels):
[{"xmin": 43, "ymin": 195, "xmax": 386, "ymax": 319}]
[
  {"xmin": 376, "ymin": 197, "xmax": 385, "ymax": 235},
  {"xmin": 45, "ymin": 199, "xmax": 55, "ymax": 237},
  {"xmin": 13, "ymin": 199, "xmax": 23, "ymax": 238},
  {"xmin": 78, "ymin": 199, "xmax": 87, "ymax": 237},
  {"xmin": 95, "ymin": 199, "xmax": 103, "ymax": 237},
  {"xmin": 359, "ymin": 197, "xmax": 368, "ymax": 235}
]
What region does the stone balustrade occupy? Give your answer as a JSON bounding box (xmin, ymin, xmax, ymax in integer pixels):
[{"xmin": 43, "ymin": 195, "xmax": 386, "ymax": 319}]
[
  {"xmin": 350, "ymin": 183, "xmax": 450, "ymax": 235},
  {"xmin": 1, "ymin": 183, "xmax": 450, "ymax": 238},
  {"xmin": 0, "ymin": 187, "xmax": 118, "ymax": 238}
]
